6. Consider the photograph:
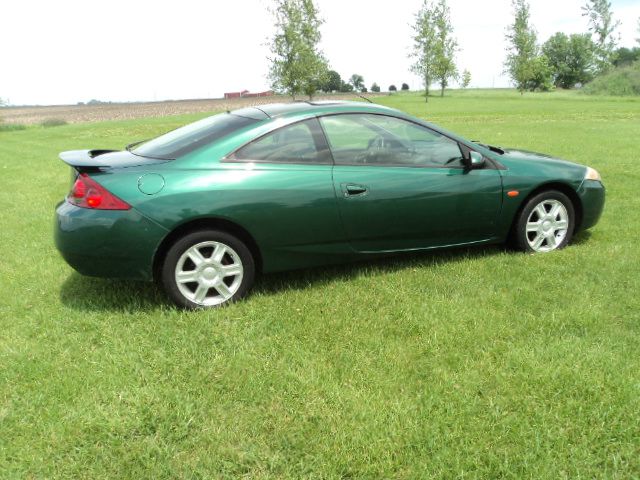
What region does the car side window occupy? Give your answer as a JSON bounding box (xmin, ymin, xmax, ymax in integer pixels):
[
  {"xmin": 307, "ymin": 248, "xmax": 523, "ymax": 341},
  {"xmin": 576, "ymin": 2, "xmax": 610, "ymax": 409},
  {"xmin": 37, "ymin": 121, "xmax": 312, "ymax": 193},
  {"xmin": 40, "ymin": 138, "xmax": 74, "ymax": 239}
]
[
  {"xmin": 319, "ymin": 114, "xmax": 465, "ymax": 168},
  {"xmin": 230, "ymin": 118, "xmax": 331, "ymax": 164}
]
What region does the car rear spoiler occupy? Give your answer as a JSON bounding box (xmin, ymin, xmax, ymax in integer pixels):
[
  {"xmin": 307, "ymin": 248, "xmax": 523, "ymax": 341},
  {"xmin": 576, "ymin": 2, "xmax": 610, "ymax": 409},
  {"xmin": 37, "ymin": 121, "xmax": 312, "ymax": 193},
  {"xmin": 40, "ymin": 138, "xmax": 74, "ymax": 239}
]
[
  {"xmin": 59, "ymin": 149, "xmax": 168, "ymax": 172},
  {"xmin": 59, "ymin": 150, "xmax": 119, "ymax": 169}
]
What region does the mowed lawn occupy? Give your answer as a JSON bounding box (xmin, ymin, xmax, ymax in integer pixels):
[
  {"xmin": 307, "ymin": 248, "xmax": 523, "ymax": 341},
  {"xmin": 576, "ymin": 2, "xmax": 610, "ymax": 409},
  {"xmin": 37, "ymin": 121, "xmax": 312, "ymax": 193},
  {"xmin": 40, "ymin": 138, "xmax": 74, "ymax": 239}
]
[{"xmin": 1, "ymin": 90, "xmax": 639, "ymax": 478}]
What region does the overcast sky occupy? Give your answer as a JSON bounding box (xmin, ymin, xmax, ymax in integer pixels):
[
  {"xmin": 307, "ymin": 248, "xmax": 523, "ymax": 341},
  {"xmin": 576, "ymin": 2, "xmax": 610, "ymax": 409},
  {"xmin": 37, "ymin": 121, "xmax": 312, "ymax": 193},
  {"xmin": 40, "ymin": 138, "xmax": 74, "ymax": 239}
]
[{"xmin": 1, "ymin": 0, "xmax": 639, "ymax": 105}]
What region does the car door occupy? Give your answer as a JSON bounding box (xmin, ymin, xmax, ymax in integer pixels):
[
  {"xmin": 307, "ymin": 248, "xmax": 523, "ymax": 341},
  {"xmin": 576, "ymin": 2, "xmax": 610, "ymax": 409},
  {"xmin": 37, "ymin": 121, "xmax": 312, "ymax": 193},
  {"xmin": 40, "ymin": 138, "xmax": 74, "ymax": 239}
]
[
  {"xmin": 223, "ymin": 118, "xmax": 346, "ymax": 267},
  {"xmin": 319, "ymin": 113, "xmax": 503, "ymax": 252}
]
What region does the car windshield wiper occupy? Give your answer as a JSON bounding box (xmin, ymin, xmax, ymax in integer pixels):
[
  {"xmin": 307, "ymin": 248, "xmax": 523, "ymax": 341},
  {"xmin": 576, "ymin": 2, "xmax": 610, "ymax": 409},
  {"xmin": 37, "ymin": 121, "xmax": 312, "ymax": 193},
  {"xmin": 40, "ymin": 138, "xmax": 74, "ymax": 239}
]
[{"xmin": 125, "ymin": 139, "xmax": 149, "ymax": 152}]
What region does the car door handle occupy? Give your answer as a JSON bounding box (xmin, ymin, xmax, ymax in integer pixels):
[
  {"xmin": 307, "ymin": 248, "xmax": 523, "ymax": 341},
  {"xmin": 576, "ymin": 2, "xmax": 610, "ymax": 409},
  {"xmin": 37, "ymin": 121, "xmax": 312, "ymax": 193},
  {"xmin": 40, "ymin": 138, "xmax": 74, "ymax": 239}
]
[{"xmin": 343, "ymin": 183, "xmax": 368, "ymax": 197}]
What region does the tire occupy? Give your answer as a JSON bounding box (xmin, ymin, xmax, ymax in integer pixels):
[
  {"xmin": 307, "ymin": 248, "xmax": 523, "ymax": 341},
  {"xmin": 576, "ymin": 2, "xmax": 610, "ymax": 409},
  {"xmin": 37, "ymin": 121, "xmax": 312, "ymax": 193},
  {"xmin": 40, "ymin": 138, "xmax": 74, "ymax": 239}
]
[
  {"xmin": 161, "ymin": 229, "xmax": 255, "ymax": 308},
  {"xmin": 513, "ymin": 190, "xmax": 575, "ymax": 253}
]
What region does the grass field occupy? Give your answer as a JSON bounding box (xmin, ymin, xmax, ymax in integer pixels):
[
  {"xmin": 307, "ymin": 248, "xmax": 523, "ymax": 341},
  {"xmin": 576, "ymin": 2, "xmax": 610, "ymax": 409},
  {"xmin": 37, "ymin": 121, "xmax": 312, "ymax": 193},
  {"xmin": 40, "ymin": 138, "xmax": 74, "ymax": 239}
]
[{"xmin": 1, "ymin": 90, "xmax": 639, "ymax": 478}]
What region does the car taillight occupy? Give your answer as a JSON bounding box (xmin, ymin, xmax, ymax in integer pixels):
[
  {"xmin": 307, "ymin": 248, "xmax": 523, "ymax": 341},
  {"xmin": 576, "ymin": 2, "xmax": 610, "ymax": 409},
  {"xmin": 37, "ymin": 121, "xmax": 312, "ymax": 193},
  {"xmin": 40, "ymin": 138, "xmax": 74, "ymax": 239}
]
[{"xmin": 68, "ymin": 173, "xmax": 131, "ymax": 210}]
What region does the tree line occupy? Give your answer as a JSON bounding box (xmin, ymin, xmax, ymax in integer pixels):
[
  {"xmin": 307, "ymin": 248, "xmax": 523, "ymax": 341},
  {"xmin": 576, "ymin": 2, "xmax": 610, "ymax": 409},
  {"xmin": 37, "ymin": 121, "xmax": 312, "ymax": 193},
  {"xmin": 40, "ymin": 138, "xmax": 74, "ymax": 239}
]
[
  {"xmin": 268, "ymin": 0, "xmax": 640, "ymax": 101},
  {"xmin": 505, "ymin": 0, "xmax": 639, "ymax": 93}
]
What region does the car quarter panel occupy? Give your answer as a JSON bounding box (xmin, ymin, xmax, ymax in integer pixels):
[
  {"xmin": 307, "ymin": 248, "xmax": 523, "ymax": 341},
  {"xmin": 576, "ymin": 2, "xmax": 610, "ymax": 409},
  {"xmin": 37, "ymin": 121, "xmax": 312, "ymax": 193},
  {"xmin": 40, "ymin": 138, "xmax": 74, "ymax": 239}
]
[{"xmin": 110, "ymin": 163, "xmax": 350, "ymax": 273}]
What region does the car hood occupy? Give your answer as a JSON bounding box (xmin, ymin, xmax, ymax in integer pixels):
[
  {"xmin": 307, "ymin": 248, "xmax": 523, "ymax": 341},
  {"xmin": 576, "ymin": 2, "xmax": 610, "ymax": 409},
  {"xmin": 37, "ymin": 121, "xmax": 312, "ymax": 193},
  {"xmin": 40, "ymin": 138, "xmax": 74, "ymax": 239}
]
[
  {"xmin": 500, "ymin": 148, "xmax": 581, "ymax": 168},
  {"xmin": 496, "ymin": 148, "xmax": 588, "ymax": 180}
]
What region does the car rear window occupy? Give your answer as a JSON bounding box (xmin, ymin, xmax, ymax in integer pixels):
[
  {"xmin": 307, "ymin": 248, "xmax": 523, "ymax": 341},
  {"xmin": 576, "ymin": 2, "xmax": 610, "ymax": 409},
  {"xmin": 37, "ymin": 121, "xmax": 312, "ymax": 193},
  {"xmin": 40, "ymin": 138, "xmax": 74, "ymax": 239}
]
[{"xmin": 132, "ymin": 113, "xmax": 259, "ymax": 160}]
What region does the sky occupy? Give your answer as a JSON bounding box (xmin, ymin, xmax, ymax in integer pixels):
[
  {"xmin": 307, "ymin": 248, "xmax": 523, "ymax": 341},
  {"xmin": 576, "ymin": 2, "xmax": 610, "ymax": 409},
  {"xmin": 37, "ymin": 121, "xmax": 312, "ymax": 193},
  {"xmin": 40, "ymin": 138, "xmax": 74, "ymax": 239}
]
[{"xmin": 1, "ymin": 0, "xmax": 639, "ymax": 106}]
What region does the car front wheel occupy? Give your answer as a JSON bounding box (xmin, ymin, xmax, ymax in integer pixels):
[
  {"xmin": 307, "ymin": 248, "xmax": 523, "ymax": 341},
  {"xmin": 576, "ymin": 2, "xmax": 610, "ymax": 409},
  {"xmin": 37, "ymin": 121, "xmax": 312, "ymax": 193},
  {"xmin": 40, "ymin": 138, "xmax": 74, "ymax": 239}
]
[
  {"xmin": 514, "ymin": 190, "xmax": 575, "ymax": 253},
  {"xmin": 161, "ymin": 230, "xmax": 255, "ymax": 308}
]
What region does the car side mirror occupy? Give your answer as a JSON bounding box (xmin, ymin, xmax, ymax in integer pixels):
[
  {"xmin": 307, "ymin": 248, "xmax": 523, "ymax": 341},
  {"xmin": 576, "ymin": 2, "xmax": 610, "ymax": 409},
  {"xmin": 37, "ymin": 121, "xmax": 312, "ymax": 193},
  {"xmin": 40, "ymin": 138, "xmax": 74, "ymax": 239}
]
[{"xmin": 468, "ymin": 151, "xmax": 485, "ymax": 169}]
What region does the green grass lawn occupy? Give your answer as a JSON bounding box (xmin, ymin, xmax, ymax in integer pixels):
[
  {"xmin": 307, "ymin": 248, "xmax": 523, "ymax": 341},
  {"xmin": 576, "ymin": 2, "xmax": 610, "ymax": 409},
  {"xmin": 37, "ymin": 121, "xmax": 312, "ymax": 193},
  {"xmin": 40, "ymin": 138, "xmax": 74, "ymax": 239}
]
[{"xmin": 1, "ymin": 90, "xmax": 639, "ymax": 478}]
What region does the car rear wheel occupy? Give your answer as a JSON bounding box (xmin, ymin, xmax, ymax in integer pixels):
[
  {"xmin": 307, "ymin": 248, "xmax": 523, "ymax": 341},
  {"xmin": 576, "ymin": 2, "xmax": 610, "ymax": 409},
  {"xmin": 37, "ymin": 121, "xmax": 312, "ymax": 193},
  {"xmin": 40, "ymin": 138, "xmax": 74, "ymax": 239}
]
[
  {"xmin": 514, "ymin": 190, "xmax": 575, "ymax": 253},
  {"xmin": 161, "ymin": 230, "xmax": 255, "ymax": 308}
]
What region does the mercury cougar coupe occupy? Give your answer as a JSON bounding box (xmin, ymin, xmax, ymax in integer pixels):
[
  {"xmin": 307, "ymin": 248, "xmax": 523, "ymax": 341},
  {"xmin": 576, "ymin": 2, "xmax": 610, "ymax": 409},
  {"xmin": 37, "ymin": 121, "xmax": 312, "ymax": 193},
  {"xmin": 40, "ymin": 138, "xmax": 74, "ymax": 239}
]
[{"xmin": 54, "ymin": 101, "xmax": 605, "ymax": 308}]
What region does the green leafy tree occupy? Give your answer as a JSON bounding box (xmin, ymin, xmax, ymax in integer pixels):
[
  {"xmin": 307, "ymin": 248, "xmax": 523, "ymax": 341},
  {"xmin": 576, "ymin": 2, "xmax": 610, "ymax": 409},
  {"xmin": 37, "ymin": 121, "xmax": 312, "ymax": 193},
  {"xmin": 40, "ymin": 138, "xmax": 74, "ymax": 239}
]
[
  {"xmin": 504, "ymin": 0, "xmax": 543, "ymax": 94},
  {"xmin": 582, "ymin": 0, "xmax": 620, "ymax": 74},
  {"xmin": 543, "ymin": 32, "xmax": 596, "ymax": 88},
  {"xmin": 613, "ymin": 47, "xmax": 640, "ymax": 68},
  {"xmin": 371, "ymin": 83, "xmax": 381, "ymax": 93},
  {"xmin": 268, "ymin": 0, "xmax": 328, "ymax": 99},
  {"xmin": 524, "ymin": 55, "xmax": 553, "ymax": 91},
  {"xmin": 461, "ymin": 69, "xmax": 471, "ymax": 88},
  {"xmin": 349, "ymin": 74, "xmax": 365, "ymax": 92},
  {"xmin": 410, "ymin": 0, "xmax": 437, "ymax": 102},
  {"xmin": 339, "ymin": 81, "xmax": 354, "ymax": 93},
  {"xmin": 322, "ymin": 70, "xmax": 343, "ymax": 92},
  {"xmin": 401, "ymin": 83, "xmax": 410, "ymax": 91},
  {"xmin": 389, "ymin": 85, "xmax": 398, "ymax": 92},
  {"xmin": 432, "ymin": 0, "xmax": 458, "ymax": 96}
]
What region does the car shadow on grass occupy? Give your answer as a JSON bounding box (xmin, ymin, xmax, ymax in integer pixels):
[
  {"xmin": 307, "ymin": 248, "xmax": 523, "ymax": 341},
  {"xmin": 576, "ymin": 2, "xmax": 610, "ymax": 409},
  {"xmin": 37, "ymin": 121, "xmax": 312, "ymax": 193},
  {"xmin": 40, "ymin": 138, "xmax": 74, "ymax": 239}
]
[
  {"xmin": 59, "ymin": 231, "xmax": 593, "ymax": 312},
  {"xmin": 59, "ymin": 244, "xmax": 507, "ymax": 312}
]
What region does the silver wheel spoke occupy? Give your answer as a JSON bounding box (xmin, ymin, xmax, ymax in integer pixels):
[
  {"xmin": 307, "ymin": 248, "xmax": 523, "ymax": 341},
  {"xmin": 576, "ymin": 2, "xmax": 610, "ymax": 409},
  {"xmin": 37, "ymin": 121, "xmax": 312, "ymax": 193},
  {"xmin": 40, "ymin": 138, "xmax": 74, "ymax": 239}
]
[
  {"xmin": 212, "ymin": 244, "xmax": 227, "ymax": 263},
  {"xmin": 213, "ymin": 281, "xmax": 232, "ymax": 299},
  {"xmin": 532, "ymin": 234, "xmax": 545, "ymax": 250},
  {"xmin": 176, "ymin": 270, "xmax": 198, "ymax": 284},
  {"xmin": 546, "ymin": 233, "xmax": 557, "ymax": 248},
  {"xmin": 221, "ymin": 264, "xmax": 242, "ymax": 277},
  {"xmin": 187, "ymin": 248, "xmax": 206, "ymax": 266},
  {"xmin": 193, "ymin": 283, "xmax": 209, "ymax": 303},
  {"xmin": 534, "ymin": 205, "xmax": 547, "ymax": 219},
  {"xmin": 554, "ymin": 220, "xmax": 568, "ymax": 230},
  {"xmin": 526, "ymin": 221, "xmax": 540, "ymax": 232},
  {"xmin": 550, "ymin": 203, "xmax": 562, "ymax": 219}
]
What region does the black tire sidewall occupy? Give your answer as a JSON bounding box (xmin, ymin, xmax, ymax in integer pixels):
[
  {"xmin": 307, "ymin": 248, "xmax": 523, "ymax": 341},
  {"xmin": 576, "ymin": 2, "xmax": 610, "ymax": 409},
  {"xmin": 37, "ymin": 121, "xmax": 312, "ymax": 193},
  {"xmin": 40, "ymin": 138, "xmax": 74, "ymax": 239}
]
[
  {"xmin": 515, "ymin": 190, "xmax": 575, "ymax": 253},
  {"xmin": 161, "ymin": 229, "xmax": 255, "ymax": 309}
]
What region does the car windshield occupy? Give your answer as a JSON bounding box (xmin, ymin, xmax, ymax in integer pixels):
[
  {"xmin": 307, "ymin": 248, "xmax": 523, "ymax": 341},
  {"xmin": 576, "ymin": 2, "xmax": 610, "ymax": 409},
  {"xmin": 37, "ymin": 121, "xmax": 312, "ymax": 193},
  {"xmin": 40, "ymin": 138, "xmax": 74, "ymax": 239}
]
[{"xmin": 131, "ymin": 113, "xmax": 259, "ymax": 160}]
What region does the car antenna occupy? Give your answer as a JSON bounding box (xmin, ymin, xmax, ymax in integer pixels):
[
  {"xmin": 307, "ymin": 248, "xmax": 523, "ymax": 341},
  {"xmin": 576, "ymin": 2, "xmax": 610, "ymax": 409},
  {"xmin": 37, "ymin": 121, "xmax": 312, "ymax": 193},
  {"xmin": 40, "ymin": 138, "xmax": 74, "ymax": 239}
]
[{"xmin": 357, "ymin": 94, "xmax": 374, "ymax": 104}]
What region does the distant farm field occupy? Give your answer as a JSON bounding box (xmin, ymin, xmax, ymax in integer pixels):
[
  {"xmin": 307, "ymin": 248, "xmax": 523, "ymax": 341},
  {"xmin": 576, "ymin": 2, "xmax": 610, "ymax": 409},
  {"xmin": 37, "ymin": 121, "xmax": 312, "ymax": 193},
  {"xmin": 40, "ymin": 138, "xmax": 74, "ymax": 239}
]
[
  {"xmin": 0, "ymin": 90, "xmax": 639, "ymax": 478},
  {"xmin": 0, "ymin": 93, "xmax": 383, "ymax": 125}
]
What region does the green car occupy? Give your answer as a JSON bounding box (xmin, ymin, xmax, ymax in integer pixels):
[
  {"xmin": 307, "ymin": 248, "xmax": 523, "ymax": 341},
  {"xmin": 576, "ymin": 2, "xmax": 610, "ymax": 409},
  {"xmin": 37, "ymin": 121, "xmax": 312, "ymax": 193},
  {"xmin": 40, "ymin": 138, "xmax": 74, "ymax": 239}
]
[{"xmin": 54, "ymin": 101, "xmax": 605, "ymax": 308}]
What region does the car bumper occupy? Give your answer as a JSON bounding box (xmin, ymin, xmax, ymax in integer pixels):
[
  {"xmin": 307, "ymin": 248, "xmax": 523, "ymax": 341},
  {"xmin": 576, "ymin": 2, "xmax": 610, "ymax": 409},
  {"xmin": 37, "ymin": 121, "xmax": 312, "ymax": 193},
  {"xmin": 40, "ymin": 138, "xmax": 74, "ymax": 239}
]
[
  {"xmin": 577, "ymin": 180, "xmax": 605, "ymax": 231},
  {"xmin": 54, "ymin": 201, "xmax": 169, "ymax": 281}
]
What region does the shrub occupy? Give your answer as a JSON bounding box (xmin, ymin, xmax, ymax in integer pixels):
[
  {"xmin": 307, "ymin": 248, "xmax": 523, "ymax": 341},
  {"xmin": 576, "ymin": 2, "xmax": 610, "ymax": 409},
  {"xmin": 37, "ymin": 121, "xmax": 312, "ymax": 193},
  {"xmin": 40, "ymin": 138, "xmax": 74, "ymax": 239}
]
[
  {"xmin": 389, "ymin": 85, "xmax": 397, "ymax": 92},
  {"xmin": 401, "ymin": 83, "xmax": 410, "ymax": 91},
  {"xmin": 0, "ymin": 123, "xmax": 27, "ymax": 132},
  {"xmin": 371, "ymin": 83, "xmax": 381, "ymax": 93},
  {"xmin": 583, "ymin": 62, "xmax": 640, "ymax": 96},
  {"xmin": 40, "ymin": 118, "xmax": 68, "ymax": 128}
]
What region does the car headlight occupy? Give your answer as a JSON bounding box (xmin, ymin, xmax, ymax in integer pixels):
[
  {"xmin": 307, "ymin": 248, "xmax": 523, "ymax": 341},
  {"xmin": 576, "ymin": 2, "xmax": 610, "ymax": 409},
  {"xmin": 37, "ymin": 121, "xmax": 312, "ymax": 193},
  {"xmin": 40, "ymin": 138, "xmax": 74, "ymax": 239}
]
[{"xmin": 585, "ymin": 167, "xmax": 601, "ymax": 182}]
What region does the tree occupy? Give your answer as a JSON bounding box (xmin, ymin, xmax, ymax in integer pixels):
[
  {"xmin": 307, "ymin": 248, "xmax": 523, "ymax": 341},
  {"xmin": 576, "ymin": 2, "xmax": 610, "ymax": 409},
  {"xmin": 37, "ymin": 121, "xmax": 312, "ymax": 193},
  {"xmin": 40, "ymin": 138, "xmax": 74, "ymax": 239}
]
[
  {"xmin": 339, "ymin": 81, "xmax": 354, "ymax": 93},
  {"xmin": 582, "ymin": 0, "xmax": 620, "ymax": 74},
  {"xmin": 371, "ymin": 83, "xmax": 381, "ymax": 93},
  {"xmin": 461, "ymin": 69, "xmax": 471, "ymax": 88},
  {"xmin": 410, "ymin": 0, "xmax": 438, "ymax": 102},
  {"xmin": 524, "ymin": 55, "xmax": 553, "ymax": 91},
  {"xmin": 613, "ymin": 47, "xmax": 640, "ymax": 68},
  {"xmin": 349, "ymin": 74, "xmax": 365, "ymax": 92},
  {"xmin": 401, "ymin": 83, "xmax": 410, "ymax": 91},
  {"xmin": 268, "ymin": 0, "xmax": 328, "ymax": 99},
  {"xmin": 321, "ymin": 70, "xmax": 343, "ymax": 92},
  {"xmin": 432, "ymin": 0, "xmax": 458, "ymax": 96},
  {"xmin": 504, "ymin": 0, "xmax": 542, "ymax": 94},
  {"xmin": 543, "ymin": 32, "xmax": 596, "ymax": 88},
  {"xmin": 389, "ymin": 85, "xmax": 398, "ymax": 92}
]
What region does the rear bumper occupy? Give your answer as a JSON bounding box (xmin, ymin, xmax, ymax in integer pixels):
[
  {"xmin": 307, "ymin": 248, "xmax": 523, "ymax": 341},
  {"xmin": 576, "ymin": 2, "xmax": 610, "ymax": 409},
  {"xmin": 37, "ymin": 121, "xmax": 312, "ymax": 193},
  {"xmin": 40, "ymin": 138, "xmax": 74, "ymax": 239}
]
[
  {"xmin": 54, "ymin": 201, "xmax": 169, "ymax": 281},
  {"xmin": 577, "ymin": 180, "xmax": 605, "ymax": 231}
]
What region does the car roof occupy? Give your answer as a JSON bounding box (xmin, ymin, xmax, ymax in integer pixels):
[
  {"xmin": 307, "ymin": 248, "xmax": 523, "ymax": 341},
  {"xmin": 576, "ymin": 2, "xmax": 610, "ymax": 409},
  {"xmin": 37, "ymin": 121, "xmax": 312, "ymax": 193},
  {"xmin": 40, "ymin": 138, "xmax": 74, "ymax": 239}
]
[{"xmin": 231, "ymin": 100, "xmax": 400, "ymax": 121}]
